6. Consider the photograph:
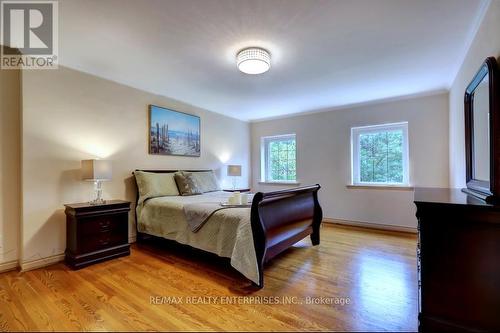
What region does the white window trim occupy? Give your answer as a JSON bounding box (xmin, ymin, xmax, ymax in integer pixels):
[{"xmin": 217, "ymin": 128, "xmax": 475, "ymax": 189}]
[
  {"xmin": 350, "ymin": 122, "xmax": 410, "ymax": 186},
  {"xmin": 260, "ymin": 134, "xmax": 297, "ymax": 183}
]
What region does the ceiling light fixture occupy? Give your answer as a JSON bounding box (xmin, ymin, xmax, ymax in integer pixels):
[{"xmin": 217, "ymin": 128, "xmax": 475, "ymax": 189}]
[{"xmin": 236, "ymin": 47, "xmax": 271, "ymax": 75}]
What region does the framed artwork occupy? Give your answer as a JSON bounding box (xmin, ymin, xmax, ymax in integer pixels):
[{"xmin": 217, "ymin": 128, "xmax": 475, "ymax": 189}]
[{"xmin": 149, "ymin": 105, "xmax": 201, "ymax": 157}]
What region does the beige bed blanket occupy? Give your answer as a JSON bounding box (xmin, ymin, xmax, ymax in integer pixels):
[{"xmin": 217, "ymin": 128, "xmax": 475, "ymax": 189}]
[
  {"xmin": 183, "ymin": 203, "xmax": 230, "ymax": 232},
  {"xmin": 136, "ymin": 191, "xmax": 259, "ymax": 285}
]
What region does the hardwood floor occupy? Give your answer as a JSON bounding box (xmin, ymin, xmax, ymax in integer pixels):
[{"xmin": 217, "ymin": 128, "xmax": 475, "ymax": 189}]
[{"xmin": 0, "ymin": 224, "xmax": 417, "ymax": 331}]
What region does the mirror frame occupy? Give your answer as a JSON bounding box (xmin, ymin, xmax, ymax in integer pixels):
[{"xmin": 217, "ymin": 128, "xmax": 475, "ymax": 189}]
[{"xmin": 463, "ymin": 57, "xmax": 499, "ymax": 202}]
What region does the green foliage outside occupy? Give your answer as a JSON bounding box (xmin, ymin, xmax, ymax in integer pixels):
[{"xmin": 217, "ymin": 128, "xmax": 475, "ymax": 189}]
[
  {"xmin": 269, "ymin": 139, "xmax": 296, "ymax": 181},
  {"xmin": 359, "ymin": 130, "xmax": 403, "ymax": 183}
]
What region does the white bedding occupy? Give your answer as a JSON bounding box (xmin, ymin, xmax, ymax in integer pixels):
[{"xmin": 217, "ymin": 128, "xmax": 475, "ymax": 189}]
[{"xmin": 136, "ymin": 191, "xmax": 259, "ymax": 284}]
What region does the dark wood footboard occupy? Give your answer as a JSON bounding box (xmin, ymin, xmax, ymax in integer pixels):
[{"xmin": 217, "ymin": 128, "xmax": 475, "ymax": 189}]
[{"xmin": 250, "ymin": 184, "xmax": 322, "ymax": 288}]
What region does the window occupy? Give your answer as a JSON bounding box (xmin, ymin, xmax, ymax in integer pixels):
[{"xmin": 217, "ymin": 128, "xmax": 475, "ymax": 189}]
[
  {"xmin": 351, "ymin": 122, "xmax": 409, "ymax": 186},
  {"xmin": 261, "ymin": 134, "xmax": 297, "ymax": 182}
]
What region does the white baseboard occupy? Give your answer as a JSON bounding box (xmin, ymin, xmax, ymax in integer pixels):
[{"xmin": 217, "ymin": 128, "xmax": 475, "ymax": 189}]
[
  {"xmin": 20, "ymin": 253, "xmax": 65, "ymax": 272},
  {"xmin": 19, "ymin": 237, "xmax": 138, "ymax": 272},
  {"xmin": 323, "ymin": 218, "xmax": 417, "ymax": 234},
  {"xmin": 0, "ymin": 260, "xmax": 19, "ymax": 273}
]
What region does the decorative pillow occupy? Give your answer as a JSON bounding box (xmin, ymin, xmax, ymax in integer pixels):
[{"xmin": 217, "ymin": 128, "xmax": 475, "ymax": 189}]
[
  {"xmin": 174, "ymin": 172, "xmax": 203, "ymax": 196},
  {"xmin": 191, "ymin": 171, "xmax": 220, "ymax": 193},
  {"xmin": 134, "ymin": 171, "xmax": 179, "ymax": 205}
]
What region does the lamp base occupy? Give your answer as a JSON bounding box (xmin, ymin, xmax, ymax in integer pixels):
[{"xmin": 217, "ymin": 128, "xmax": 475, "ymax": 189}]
[
  {"xmin": 89, "ymin": 198, "xmax": 106, "ymax": 205},
  {"xmin": 89, "ymin": 180, "xmax": 106, "ymax": 205}
]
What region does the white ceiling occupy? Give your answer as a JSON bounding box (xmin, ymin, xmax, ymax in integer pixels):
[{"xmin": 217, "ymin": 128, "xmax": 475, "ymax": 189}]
[{"xmin": 59, "ymin": 0, "xmax": 488, "ymax": 121}]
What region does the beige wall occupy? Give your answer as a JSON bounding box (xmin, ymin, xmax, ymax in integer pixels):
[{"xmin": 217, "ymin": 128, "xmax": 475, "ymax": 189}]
[
  {"xmin": 20, "ymin": 66, "xmax": 250, "ymax": 266},
  {"xmin": 251, "ymin": 93, "xmax": 449, "ymax": 229},
  {"xmin": 0, "ymin": 64, "xmax": 21, "ymax": 267},
  {"xmin": 449, "ymin": 0, "xmax": 500, "ymax": 188}
]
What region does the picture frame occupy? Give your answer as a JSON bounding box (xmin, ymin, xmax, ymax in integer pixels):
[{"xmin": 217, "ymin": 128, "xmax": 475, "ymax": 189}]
[{"xmin": 148, "ymin": 105, "xmax": 201, "ymax": 157}]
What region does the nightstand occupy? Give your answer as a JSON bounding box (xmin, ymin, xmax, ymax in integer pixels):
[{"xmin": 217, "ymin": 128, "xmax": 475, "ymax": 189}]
[
  {"xmin": 64, "ymin": 200, "xmax": 131, "ymax": 269},
  {"xmin": 223, "ymin": 188, "xmax": 251, "ymax": 193}
]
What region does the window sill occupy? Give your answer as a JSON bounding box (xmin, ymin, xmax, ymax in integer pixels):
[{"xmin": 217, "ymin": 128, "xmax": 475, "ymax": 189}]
[
  {"xmin": 346, "ymin": 184, "xmax": 414, "ymax": 190},
  {"xmin": 259, "ymin": 181, "xmax": 301, "ymax": 186}
]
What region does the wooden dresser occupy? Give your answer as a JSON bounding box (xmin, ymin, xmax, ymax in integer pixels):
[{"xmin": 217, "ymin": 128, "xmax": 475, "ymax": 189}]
[
  {"xmin": 414, "ymin": 188, "xmax": 500, "ymax": 332},
  {"xmin": 65, "ymin": 200, "xmax": 131, "ymax": 269}
]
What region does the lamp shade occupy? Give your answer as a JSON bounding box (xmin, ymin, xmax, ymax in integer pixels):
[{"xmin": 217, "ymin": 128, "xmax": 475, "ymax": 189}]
[
  {"xmin": 81, "ymin": 159, "xmax": 112, "ymax": 181},
  {"xmin": 227, "ymin": 165, "xmax": 242, "ymax": 177}
]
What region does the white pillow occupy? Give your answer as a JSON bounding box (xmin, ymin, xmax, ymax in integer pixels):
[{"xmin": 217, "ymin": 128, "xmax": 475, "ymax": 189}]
[
  {"xmin": 135, "ymin": 171, "xmax": 179, "ymax": 204},
  {"xmin": 189, "ymin": 171, "xmax": 221, "ymax": 193}
]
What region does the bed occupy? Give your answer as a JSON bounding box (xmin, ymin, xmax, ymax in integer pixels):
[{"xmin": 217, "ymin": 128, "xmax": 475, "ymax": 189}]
[{"xmin": 134, "ymin": 169, "xmax": 322, "ymax": 288}]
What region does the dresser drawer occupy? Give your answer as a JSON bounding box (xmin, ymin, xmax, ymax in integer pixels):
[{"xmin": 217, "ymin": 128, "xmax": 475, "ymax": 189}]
[
  {"xmin": 80, "ymin": 229, "xmax": 127, "ymax": 253},
  {"xmin": 80, "ymin": 214, "xmax": 126, "ymax": 236}
]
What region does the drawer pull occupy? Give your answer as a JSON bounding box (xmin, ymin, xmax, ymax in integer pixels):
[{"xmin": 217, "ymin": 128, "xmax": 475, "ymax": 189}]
[
  {"xmin": 99, "ymin": 237, "xmax": 110, "ymax": 246},
  {"xmin": 98, "ymin": 220, "xmax": 113, "ymax": 232},
  {"xmin": 99, "ymin": 220, "xmax": 111, "ymax": 228}
]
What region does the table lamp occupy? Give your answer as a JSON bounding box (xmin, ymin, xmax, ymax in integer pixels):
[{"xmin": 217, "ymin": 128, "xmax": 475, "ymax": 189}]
[
  {"xmin": 81, "ymin": 159, "xmax": 112, "ymax": 205},
  {"xmin": 227, "ymin": 164, "xmax": 242, "ymax": 190}
]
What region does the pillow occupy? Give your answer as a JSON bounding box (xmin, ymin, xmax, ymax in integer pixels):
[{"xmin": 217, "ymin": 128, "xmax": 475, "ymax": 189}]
[
  {"xmin": 135, "ymin": 171, "xmax": 179, "ymax": 204},
  {"xmin": 191, "ymin": 171, "xmax": 220, "ymax": 193},
  {"xmin": 174, "ymin": 172, "xmax": 203, "ymax": 196}
]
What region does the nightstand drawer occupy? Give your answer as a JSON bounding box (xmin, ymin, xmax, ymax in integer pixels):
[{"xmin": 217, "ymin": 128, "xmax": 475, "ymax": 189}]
[
  {"xmin": 80, "ymin": 230, "xmax": 127, "ymax": 253},
  {"xmin": 80, "ymin": 214, "xmax": 125, "ymax": 236}
]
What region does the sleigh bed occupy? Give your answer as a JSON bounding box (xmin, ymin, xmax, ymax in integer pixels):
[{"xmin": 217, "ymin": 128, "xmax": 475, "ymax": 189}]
[{"xmin": 133, "ymin": 169, "xmax": 322, "ymax": 288}]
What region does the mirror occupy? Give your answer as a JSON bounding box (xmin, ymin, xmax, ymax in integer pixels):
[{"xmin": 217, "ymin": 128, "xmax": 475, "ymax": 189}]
[
  {"xmin": 472, "ymin": 74, "xmax": 490, "ymax": 182},
  {"xmin": 463, "ymin": 57, "xmax": 499, "ymax": 203}
]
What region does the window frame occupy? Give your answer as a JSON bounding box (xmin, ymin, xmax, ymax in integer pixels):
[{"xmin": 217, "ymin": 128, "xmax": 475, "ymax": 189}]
[
  {"xmin": 260, "ymin": 134, "xmax": 297, "ymax": 183},
  {"xmin": 351, "ymin": 122, "xmax": 410, "ymax": 186}
]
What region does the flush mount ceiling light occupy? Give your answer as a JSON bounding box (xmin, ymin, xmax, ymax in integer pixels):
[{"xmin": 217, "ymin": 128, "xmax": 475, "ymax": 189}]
[{"xmin": 236, "ymin": 47, "xmax": 271, "ymax": 74}]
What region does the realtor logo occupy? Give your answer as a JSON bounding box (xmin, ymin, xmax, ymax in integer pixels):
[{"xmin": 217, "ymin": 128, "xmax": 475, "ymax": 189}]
[{"xmin": 1, "ymin": 0, "xmax": 58, "ymax": 69}]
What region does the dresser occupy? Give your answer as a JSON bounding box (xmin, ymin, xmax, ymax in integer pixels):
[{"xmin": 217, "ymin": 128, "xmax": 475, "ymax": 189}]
[
  {"xmin": 65, "ymin": 200, "xmax": 131, "ymax": 269},
  {"xmin": 414, "ymin": 188, "xmax": 500, "ymax": 332}
]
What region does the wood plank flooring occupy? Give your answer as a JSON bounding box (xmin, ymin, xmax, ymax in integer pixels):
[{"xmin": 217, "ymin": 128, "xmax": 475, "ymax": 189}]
[{"xmin": 0, "ymin": 224, "xmax": 417, "ymax": 331}]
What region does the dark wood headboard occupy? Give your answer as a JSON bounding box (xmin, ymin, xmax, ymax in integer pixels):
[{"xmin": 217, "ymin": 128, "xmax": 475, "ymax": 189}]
[{"xmin": 133, "ymin": 169, "xmax": 212, "ymax": 174}]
